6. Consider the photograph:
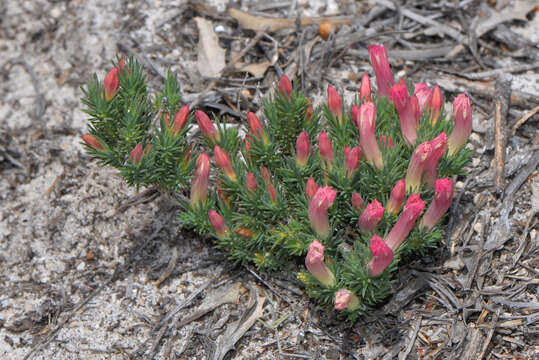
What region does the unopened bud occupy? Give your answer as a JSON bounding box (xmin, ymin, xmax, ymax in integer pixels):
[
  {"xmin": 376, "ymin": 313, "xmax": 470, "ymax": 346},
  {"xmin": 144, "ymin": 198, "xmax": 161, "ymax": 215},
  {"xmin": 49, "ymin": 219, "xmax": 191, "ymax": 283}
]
[
  {"xmin": 358, "ymin": 198, "xmax": 384, "ymax": 232},
  {"xmin": 448, "ymin": 94, "xmax": 472, "ymax": 155},
  {"xmin": 130, "ymin": 144, "xmax": 143, "ymax": 164},
  {"xmin": 104, "ymin": 67, "xmax": 119, "ymax": 101},
  {"xmin": 368, "ymin": 44, "xmax": 394, "ymax": 98},
  {"xmin": 279, "ymin": 74, "xmax": 293, "ymax": 98},
  {"xmin": 81, "ymin": 134, "xmax": 104, "ymax": 150}
]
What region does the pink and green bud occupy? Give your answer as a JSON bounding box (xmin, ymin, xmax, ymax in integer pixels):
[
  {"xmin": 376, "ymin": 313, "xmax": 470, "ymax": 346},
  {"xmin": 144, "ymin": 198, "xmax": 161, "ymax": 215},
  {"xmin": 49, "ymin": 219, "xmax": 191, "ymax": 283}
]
[
  {"xmin": 306, "ymin": 177, "xmax": 319, "ymax": 199},
  {"xmin": 424, "ymin": 132, "xmax": 448, "ymax": 186},
  {"xmin": 267, "ymin": 182, "xmax": 278, "ymax": 204},
  {"xmin": 358, "ymin": 198, "xmax": 384, "ymax": 232},
  {"xmin": 245, "ymin": 172, "xmax": 257, "ymax": 192},
  {"xmin": 327, "ymin": 85, "xmax": 343, "ymax": 119},
  {"xmin": 196, "ymin": 110, "xmax": 218, "ymax": 142},
  {"xmin": 308, "ymin": 186, "xmax": 337, "ymax": 239},
  {"xmin": 130, "ymin": 144, "xmax": 143, "ymax": 164},
  {"xmin": 386, "ymin": 180, "xmax": 405, "ymax": 215},
  {"xmin": 356, "ymin": 103, "xmax": 384, "ymax": 170},
  {"xmin": 345, "ymin": 146, "xmax": 361, "ymax": 177},
  {"xmin": 379, "ymin": 134, "xmax": 394, "ymax": 149},
  {"xmin": 104, "ymin": 67, "xmax": 119, "ymax": 101},
  {"xmin": 190, "ymin": 152, "xmax": 210, "ymax": 207},
  {"xmin": 390, "ymin": 79, "xmax": 418, "ymax": 146},
  {"xmin": 352, "ymin": 192, "xmax": 364, "ymax": 211},
  {"xmin": 247, "ymin": 112, "xmax": 267, "ymax": 143},
  {"xmin": 296, "ymin": 132, "xmax": 310, "ymax": 167},
  {"xmin": 448, "ymin": 94, "xmax": 472, "ymax": 155},
  {"xmin": 359, "ymin": 72, "xmax": 372, "ymax": 103},
  {"xmin": 367, "ymin": 235, "xmax": 394, "ymax": 277},
  {"xmin": 279, "ymin": 74, "xmax": 292, "ymax": 98},
  {"xmin": 260, "ymin": 166, "xmax": 270, "ymax": 184},
  {"xmin": 214, "ymin": 145, "xmax": 236, "ymax": 181},
  {"xmin": 405, "ymin": 141, "xmax": 432, "ymax": 193},
  {"xmin": 209, "ymin": 210, "xmax": 229, "ymax": 238},
  {"xmin": 172, "ymin": 105, "xmax": 189, "ymax": 135},
  {"xmin": 428, "ymin": 85, "xmax": 443, "ymax": 125},
  {"xmin": 305, "ymin": 239, "xmax": 335, "ymax": 286},
  {"xmin": 334, "ymin": 289, "xmax": 360, "ymax": 311},
  {"xmin": 318, "ymin": 131, "xmax": 334, "ymax": 164},
  {"xmin": 368, "ymin": 44, "xmax": 394, "ymax": 98},
  {"xmin": 385, "ymin": 195, "xmax": 425, "ymax": 251},
  {"xmin": 414, "ymin": 83, "xmax": 431, "ymax": 114},
  {"xmin": 421, "ymin": 178, "xmax": 453, "ymax": 231},
  {"xmin": 81, "ymin": 134, "xmax": 104, "ymax": 150}
]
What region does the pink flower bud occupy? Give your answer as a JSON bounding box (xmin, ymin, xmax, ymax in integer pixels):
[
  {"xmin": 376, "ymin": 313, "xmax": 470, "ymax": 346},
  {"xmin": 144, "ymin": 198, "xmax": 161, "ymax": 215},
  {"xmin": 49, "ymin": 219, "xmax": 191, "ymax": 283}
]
[
  {"xmin": 296, "ymin": 132, "xmax": 310, "ymax": 167},
  {"xmin": 359, "ymin": 72, "xmax": 372, "ymax": 103},
  {"xmin": 428, "ymin": 85, "xmax": 443, "ymax": 125},
  {"xmin": 352, "ymin": 192, "xmax": 364, "ymax": 210},
  {"xmin": 308, "ymin": 186, "xmax": 337, "ymax": 239},
  {"xmin": 405, "ymin": 141, "xmax": 432, "ymax": 192},
  {"xmin": 279, "ymin": 74, "xmax": 292, "ymax": 98},
  {"xmin": 414, "ymin": 83, "xmax": 431, "ymax": 114},
  {"xmin": 356, "ymin": 103, "xmax": 384, "ymax": 170},
  {"xmin": 306, "ymin": 177, "xmax": 319, "ymax": 199},
  {"xmin": 260, "ymin": 166, "xmax": 270, "ymax": 183},
  {"xmin": 247, "ymin": 112, "xmax": 267, "ymax": 143},
  {"xmin": 327, "ymin": 85, "xmax": 342, "ymax": 118},
  {"xmin": 334, "ymin": 289, "xmax": 360, "ymax": 311},
  {"xmin": 305, "ymin": 239, "xmax": 335, "ymax": 286},
  {"xmin": 245, "ymin": 172, "xmax": 257, "ymax": 192},
  {"xmin": 390, "ymin": 79, "xmax": 418, "ymax": 146},
  {"xmin": 305, "ymin": 99, "xmax": 313, "ymax": 123},
  {"xmin": 104, "ymin": 67, "xmax": 119, "ymax": 101},
  {"xmin": 130, "ymin": 144, "xmax": 143, "ymax": 164},
  {"xmin": 190, "ymin": 152, "xmax": 210, "ymax": 207},
  {"xmin": 267, "ymin": 182, "xmax": 277, "ymax": 204},
  {"xmin": 386, "ymin": 180, "xmax": 405, "ymax": 215},
  {"xmin": 424, "ymin": 132, "xmax": 448, "ymax": 186},
  {"xmin": 214, "ymin": 145, "xmax": 236, "ymax": 181},
  {"xmin": 358, "ymin": 198, "xmax": 384, "ymax": 232},
  {"xmin": 421, "ymin": 178, "xmax": 453, "ymax": 231},
  {"xmin": 367, "ymin": 235, "xmax": 394, "ymax": 277},
  {"xmin": 368, "ymin": 44, "xmax": 394, "ymax": 98},
  {"xmin": 209, "ymin": 210, "xmax": 229, "ymax": 238},
  {"xmin": 448, "ymin": 94, "xmax": 472, "ymax": 155},
  {"xmin": 196, "ymin": 110, "xmax": 218, "ymax": 142},
  {"xmin": 345, "ymin": 146, "xmax": 361, "ymax": 177},
  {"xmin": 318, "ymin": 131, "xmax": 334, "ymax": 164},
  {"xmin": 379, "ymin": 134, "xmax": 394, "ymax": 149},
  {"xmin": 385, "ymin": 195, "xmax": 426, "ymax": 251},
  {"xmin": 172, "ymin": 105, "xmax": 189, "ymax": 135},
  {"xmin": 81, "ymin": 134, "xmax": 104, "ymax": 150}
]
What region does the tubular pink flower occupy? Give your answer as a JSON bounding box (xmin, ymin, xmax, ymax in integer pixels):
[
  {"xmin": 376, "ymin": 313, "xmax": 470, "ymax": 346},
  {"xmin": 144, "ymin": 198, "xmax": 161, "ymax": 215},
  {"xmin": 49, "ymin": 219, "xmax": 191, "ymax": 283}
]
[
  {"xmin": 334, "ymin": 289, "xmax": 360, "ymax": 311},
  {"xmin": 327, "ymin": 85, "xmax": 343, "ymax": 119},
  {"xmin": 428, "ymin": 85, "xmax": 443, "ymax": 125},
  {"xmin": 306, "ymin": 177, "xmax": 319, "ymax": 199},
  {"xmin": 172, "ymin": 105, "xmax": 189, "ymax": 135},
  {"xmin": 405, "ymin": 141, "xmax": 432, "ymax": 192},
  {"xmin": 245, "ymin": 172, "xmax": 257, "ymax": 192},
  {"xmin": 260, "ymin": 166, "xmax": 270, "ymax": 183},
  {"xmin": 247, "ymin": 112, "xmax": 267, "ymax": 143},
  {"xmin": 318, "ymin": 131, "xmax": 334, "ymax": 165},
  {"xmin": 424, "ymin": 132, "xmax": 448, "ymax": 186},
  {"xmin": 367, "ymin": 235, "xmax": 394, "ymax": 277},
  {"xmin": 190, "ymin": 152, "xmax": 210, "ymax": 207},
  {"xmin": 379, "ymin": 134, "xmax": 394, "ymax": 149},
  {"xmin": 414, "ymin": 83, "xmax": 431, "ymax": 114},
  {"xmin": 386, "ymin": 180, "xmax": 405, "ymax": 215},
  {"xmin": 104, "ymin": 67, "xmax": 119, "ymax": 101},
  {"xmin": 359, "ymin": 72, "xmax": 372, "ymax": 103},
  {"xmin": 368, "ymin": 44, "xmax": 394, "ymax": 98},
  {"xmin": 390, "ymin": 79, "xmax": 418, "ymax": 146},
  {"xmin": 267, "ymin": 182, "xmax": 277, "ymax": 204},
  {"xmin": 385, "ymin": 195, "xmax": 426, "ymax": 251},
  {"xmin": 130, "ymin": 144, "xmax": 143, "ymax": 164},
  {"xmin": 81, "ymin": 134, "xmax": 104, "ymax": 150},
  {"xmin": 421, "ymin": 178, "xmax": 453, "ymax": 231},
  {"xmin": 305, "ymin": 239, "xmax": 335, "ymax": 286},
  {"xmin": 352, "ymin": 192, "xmax": 364, "ymax": 211},
  {"xmin": 358, "ymin": 198, "xmax": 384, "ymax": 232},
  {"xmin": 279, "ymin": 74, "xmax": 292, "ymax": 98},
  {"xmin": 209, "ymin": 210, "xmax": 229, "ymax": 238},
  {"xmin": 411, "ymin": 95, "xmax": 420, "ymax": 123},
  {"xmin": 214, "ymin": 145, "xmax": 236, "ymax": 181},
  {"xmin": 196, "ymin": 110, "xmax": 218, "ymax": 142},
  {"xmin": 351, "ymin": 105, "xmax": 360, "ymax": 129},
  {"xmin": 345, "ymin": 146, "xmax": 361, "ymax": 177},
  {"xmin": 357, "ymin": 102, "xmax": 384, "ymax": 170},
  {"xmin": 296, "ymin": 132, "xmax": 310, "ymax": 167},
  {"xmin": 308, "ymin": 186, "xmax": 337, "ymax": 239},
  {"xmin": 448, "ymin": 94, "xmax": 472, "ymax": 155}
]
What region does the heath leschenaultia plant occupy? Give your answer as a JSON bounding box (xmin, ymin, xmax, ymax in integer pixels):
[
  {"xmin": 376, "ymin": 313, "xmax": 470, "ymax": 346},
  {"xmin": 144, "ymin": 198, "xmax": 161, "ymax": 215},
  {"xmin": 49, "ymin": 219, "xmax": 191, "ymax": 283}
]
[{"xmin": 81, "ymin": 45, "xmax": 471, "ymax": 319}]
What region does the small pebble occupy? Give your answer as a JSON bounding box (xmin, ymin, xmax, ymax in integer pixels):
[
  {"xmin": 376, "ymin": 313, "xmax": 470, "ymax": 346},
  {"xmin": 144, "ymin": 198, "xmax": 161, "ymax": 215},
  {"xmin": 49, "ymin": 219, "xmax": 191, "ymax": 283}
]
[{"xmin": 473, "ymin": 222, "xmax": 483, "ymax": 234}]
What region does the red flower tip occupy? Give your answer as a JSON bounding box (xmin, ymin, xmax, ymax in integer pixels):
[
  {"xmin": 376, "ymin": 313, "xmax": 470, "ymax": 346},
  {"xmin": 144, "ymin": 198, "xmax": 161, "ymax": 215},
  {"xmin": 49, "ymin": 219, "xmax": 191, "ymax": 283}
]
[
  {"xmin": 130, "ymin": 144, "xmax": 143, "ymax": 164},
  {"xmin": 296, "ymin": 132, "xmax": 310, "ymax": 167},
  {"xmin": 305, "ymin": 177, "xmax": 319, "ymax": 199},
  {"xmin": 368, "ymin": 44, "xmax": 394, "ymax": 98},
  {"xmin": 279, "ymin": 74, "xmax": 293, "ymax": 97},
  {"xmin": 81, "ymin": 134, "xmax": 104, "ymax": 150},
  {"xmin": 196, "ymin": 110, "xmax": 218, "ymax": 141},
  {"xmin": 172, "ymin": 105, "xmax": 190, "ymax": 134},
  {"xmin": 104, "ymin": 67, "xmax": 119, "ymax": 101}
]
